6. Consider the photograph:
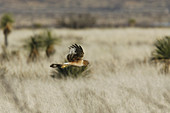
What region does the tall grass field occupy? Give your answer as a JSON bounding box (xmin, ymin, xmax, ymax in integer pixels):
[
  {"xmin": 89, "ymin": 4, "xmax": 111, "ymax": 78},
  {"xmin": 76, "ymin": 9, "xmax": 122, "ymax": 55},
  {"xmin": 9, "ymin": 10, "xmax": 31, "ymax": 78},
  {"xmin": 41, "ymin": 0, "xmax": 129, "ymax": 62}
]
[{"xmin": 0, "ymin": 28, "xmax": 170, "ymax": 113}]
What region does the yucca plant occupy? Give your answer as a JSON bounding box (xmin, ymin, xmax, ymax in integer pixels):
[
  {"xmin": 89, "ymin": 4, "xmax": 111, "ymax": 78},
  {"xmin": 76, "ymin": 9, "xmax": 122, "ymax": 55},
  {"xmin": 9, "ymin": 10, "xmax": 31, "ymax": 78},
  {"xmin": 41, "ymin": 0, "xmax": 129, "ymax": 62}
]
[
  {"xmin": 24, "ymin": 36, "xmax": 42, "ymax": 62},
  {"xmin": 28, "ymin": 37, "xmax": 40, "ymax": 62},
  {"xmin": 23, "ymin": 31, "xmax": 60, "ymax": 61},
  {"xmin": 51, "ymin": 65, "xmax": 91, "ymax": 78},
  {"xmin": 0, "ymin": 13, "xmax": 14, "ymax": 47},
  {"xmin": 151, "ymin": 36, "xmax": 170, "ymax": 74},
  {"xmin": 39, "ymin": 31, "xmax": 60, "ymax": 57},
  {"xmin": 43, "ymin": 31, "xmax": 60, "ymax": 57}
]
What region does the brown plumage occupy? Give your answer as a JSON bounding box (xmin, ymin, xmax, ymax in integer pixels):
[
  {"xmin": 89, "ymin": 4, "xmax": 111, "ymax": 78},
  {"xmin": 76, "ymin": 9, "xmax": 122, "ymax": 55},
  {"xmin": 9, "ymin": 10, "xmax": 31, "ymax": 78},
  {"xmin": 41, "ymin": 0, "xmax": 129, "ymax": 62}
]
[{"xmin": 50, "ymin": 44, "xmax": 89, "ymax": 68}]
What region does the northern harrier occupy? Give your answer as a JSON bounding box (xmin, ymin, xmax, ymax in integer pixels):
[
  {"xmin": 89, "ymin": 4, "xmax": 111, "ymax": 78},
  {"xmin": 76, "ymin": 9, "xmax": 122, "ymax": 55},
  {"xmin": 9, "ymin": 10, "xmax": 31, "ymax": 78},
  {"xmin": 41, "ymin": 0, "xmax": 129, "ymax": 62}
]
[{"xmin": 50, "ymin": 44, "xmax": 89, "ymax": 68}]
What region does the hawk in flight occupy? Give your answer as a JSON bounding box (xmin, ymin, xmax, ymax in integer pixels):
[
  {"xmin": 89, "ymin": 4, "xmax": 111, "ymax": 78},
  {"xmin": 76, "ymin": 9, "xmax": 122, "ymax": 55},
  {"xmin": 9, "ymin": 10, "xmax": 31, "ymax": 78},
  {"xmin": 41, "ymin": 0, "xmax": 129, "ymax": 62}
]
[{"xmin": 50, "ymin": 44, "xmax": 89, "ymax": 68}]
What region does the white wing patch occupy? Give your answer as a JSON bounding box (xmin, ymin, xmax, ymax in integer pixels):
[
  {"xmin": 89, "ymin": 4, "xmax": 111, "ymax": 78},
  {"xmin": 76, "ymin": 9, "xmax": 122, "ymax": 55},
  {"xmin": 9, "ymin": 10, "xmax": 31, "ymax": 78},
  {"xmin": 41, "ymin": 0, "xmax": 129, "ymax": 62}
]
[{"xmin": 69, "ymin": 47, "xmax": 76, "ymax": 54}]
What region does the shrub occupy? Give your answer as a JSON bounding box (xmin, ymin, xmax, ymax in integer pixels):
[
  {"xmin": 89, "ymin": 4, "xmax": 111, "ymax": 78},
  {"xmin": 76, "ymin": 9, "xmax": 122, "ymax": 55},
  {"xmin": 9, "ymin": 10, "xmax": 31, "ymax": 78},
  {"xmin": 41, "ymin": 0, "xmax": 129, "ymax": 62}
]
[
  {"xmin": 23, "ymin": 31, "xmax": 61, "ymax": 60},
  {"xmin": 32, "ymin": 23, "xmax": 42, "ymax": 28},
  {"xmin": 39, "ymin": 31, "xmax": 61, "ymax": 57},
  {"xmin": 0, "ymin": 13, "xmax": 14, "ymax": 28},
  {"xmin": 128, "ymin": 18, "xmax": 136, "ymax": 27},
  {"xmin": 58, "ymin": 13, "xmax": 96, "ymax": 29},
  {"xmin": 51, "ymin": 65, "xmax": 91, "ymax": 78},
  {"xmin": 151, "ymin": 36, "xmax": 170, "ymax": 74},
  {"xmin": 27, "ymin": 37, "xmax": 41, "ymax": 62},
  {"xmin": 23, "ymin": 34, "xmax": 43, "ymax": 62}
]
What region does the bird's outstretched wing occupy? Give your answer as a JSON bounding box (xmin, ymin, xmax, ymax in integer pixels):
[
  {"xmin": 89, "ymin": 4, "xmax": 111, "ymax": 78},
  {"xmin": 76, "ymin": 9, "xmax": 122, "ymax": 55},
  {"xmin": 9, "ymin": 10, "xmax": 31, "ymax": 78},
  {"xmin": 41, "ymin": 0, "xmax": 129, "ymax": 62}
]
[{"xmin": 67, "ymin": 44, "xmax": 84, "ymax": 62}]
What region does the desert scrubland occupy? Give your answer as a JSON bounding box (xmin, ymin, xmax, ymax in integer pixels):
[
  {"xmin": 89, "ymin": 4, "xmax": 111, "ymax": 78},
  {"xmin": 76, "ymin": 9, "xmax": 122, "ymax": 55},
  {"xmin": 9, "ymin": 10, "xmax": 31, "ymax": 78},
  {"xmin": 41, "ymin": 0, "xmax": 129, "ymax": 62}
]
[{"xmin": 0, "ymin": 28, "xmax": 170, "ymax": 113}]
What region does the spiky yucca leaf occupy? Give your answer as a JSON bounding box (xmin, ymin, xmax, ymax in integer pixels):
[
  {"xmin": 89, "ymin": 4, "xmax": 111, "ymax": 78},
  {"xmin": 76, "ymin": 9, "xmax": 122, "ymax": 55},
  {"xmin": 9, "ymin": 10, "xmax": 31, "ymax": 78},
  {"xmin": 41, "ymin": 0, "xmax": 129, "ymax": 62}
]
[
  {"xmin": 23, "ymin": 35, "xmax": 43, "ymax": 50},
  {"xmin": 0, "ymin": 13, "xmax": 14, "ymax": 28},
  {"xmin": 40, "ymin": 31, "xmax": 60, "ymax": 57},
  {"xmin": 52, "ymin": 65, "xmax": 90, "ymax": 78},
  {"xmin": 28, "ymin": 37, "xmax": 40, "ymax": 62},
  {"xmin": 23, "ymin": 31, "xmax": 60, "ymax": 49},
  {"xmin": 23, "ymin": 36, "xmax": 42, "ymax": 62},
  {"xmin": 23, "ymin": 31, "xmax": 61, "ymax": 59},
  {"xmin": 40, "ymin": 31, "xmax": 60, "ymax": 47},
  {"xmin": 152, "ymin": 36, "xmax": 170, "ymax": 60}
]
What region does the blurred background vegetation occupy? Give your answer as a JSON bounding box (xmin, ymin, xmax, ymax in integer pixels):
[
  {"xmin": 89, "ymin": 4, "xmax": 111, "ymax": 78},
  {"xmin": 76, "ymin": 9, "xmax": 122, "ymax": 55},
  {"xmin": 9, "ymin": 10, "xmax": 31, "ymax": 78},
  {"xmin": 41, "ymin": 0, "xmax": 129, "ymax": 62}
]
[{"xmin": 0, "ymin": 0, "xmax": 170, "ymax": 28}]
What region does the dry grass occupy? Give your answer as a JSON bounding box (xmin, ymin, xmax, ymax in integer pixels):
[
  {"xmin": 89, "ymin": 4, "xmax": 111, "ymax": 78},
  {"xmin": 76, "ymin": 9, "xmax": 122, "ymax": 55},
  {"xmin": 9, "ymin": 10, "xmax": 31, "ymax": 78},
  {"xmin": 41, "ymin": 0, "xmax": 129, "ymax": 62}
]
[{"xmin": 0, "ymin": 28, "xmax": 170, "ymax": 113}]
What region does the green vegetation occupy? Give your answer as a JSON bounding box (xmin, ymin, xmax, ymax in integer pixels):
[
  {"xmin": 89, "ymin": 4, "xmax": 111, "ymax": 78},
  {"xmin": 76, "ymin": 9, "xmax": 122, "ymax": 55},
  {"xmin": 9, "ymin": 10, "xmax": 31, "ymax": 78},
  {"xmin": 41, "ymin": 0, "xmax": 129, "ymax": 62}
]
[
  {"xmin": 0, "ymin": 13, "xmax": 14, "ymax": 28},
  {"xmin": 151, "ymin": 36, "xmax": 170, "ymax": 74},
  {"xmin": 27, "ymin": 37, "xmax": 41, "ymax": 62},
  {"xmin": 0, "ymin": 13, "xmax": 14, "ymax": 47},
  {"xmin": 40, "ymin": 31, "xmax": 60, "ymax": 57},
  {"xmin": 24, "ymin": 31, "xmax": 61, "ymax": 61},
  {"xmin": 128, "ymin": 18, "xmax": 136, "ymax": 27},
  {"xmin": 52, "ymin": 65, "xmax": 90, "ymax": 78}
]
